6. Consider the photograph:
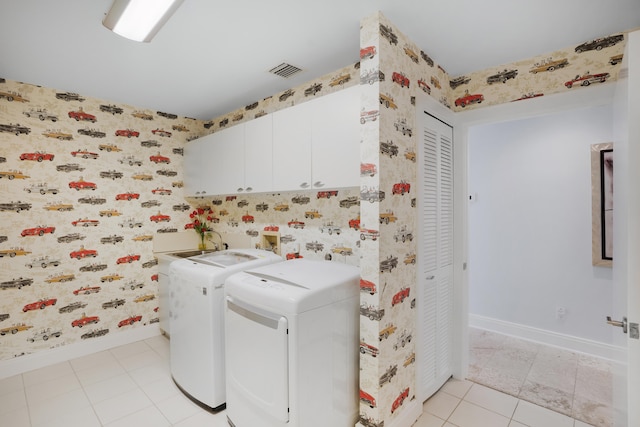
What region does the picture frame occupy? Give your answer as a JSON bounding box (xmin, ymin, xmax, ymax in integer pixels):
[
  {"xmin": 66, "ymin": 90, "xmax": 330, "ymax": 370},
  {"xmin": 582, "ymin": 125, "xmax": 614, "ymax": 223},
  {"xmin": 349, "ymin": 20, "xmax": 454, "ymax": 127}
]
[{"xmin": 591, "ymin": 142, "xmax": 613, "ymax": 267}]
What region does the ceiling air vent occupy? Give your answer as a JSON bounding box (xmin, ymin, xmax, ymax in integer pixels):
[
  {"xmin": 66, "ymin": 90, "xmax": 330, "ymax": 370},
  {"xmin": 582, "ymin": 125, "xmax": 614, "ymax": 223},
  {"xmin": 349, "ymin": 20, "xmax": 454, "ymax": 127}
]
[{"xmin": 269, "ymin": 62, "xmax": 303, "ymax": 78}]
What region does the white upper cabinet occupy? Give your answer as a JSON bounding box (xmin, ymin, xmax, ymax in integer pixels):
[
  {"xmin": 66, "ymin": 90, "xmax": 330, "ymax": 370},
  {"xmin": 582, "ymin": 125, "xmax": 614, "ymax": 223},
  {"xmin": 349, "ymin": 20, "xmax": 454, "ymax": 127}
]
[
  {"xmin": 272, "ymin": 100, "xmax": 313, "ymax": 191},
  {"xmin": 209, "ymin": 124, "xmax": 245, "ymax": 195},
  {"xmin": 184, "ymin": 133, "xmax": 213, "ymax": 197},
  {"xmin": 272, "ymin": 85, "xmax": 359, "ymax": 191},
  {"xmin": 244, "ymin": 114, "xmax": 273, "ymax": 193},
  {"xmin": 184, "ymin": 86, "xmax": 359, "ymax": 197},
  {"xmin": 311, "ymin": 86, "xmax": 360, "ymax": 189}
]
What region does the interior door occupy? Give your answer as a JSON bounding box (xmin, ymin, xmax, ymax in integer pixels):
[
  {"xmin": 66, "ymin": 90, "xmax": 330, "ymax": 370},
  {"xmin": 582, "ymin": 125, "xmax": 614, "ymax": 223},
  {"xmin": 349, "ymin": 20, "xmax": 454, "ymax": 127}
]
[
  {"xmin": 417, "ymin": 112, "xmax": 455, "ymax": 402},
  {"xmin": 611, "ymin": 29, "xmax": 640, "ymax": 427}
]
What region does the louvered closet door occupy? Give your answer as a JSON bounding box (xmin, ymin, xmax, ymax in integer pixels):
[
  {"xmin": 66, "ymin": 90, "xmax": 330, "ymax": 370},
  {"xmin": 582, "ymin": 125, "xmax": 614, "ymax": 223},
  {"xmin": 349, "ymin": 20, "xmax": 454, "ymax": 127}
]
[{"xmin": 417, "ymin": 113, "xmax": 454, "ymax": 402}]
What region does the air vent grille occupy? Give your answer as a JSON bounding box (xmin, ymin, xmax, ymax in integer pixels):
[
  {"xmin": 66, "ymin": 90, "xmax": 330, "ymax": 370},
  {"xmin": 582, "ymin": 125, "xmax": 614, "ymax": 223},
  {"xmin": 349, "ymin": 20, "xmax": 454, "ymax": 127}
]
[{"xmin": 269, "ymin": 63, "xmax": 303, "ymax": 78}]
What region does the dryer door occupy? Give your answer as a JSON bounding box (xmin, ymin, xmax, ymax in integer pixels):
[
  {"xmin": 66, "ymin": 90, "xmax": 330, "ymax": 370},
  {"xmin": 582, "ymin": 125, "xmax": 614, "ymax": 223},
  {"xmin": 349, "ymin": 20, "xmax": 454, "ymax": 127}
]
[{"xmin": 226, "ymin": 297, "xmax": 289, "ymax": 424}]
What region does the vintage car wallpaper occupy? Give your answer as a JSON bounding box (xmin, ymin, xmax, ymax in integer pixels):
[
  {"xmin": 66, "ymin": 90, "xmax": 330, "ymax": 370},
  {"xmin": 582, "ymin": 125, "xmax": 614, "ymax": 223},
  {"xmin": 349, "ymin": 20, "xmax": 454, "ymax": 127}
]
[{"xmin": 0, "ymin": 10, "xmax": 625, "ymax": 427}]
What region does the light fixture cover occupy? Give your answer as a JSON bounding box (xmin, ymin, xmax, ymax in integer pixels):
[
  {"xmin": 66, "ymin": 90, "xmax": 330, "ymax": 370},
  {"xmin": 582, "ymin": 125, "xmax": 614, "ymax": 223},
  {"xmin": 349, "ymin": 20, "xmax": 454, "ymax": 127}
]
[{"xmin": 103, "ymin": 0, "xmax": 185, "ymax": 42}]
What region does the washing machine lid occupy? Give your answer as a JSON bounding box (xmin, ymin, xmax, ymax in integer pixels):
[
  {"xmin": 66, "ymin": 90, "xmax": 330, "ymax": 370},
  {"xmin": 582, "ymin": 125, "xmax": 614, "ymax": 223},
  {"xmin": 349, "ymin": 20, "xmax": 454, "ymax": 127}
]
[
  {"xmin": 188, "ymin": 249, "xmax": 264, "ymax": 267},
  {"xmin": 226, "ymin": 259, "xmax": 359, "ymax": 313}
]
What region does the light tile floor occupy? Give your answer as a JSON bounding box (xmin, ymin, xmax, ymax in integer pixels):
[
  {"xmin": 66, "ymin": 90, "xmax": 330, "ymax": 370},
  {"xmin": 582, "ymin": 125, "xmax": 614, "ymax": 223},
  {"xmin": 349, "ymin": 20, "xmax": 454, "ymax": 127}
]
[
  {"xmin": 466, "ymin": 327, "xmax": 613, "ymax": 427},
  {"xmin": 0, "ymin": 333, "xmax": 602, "ymax": 427}
]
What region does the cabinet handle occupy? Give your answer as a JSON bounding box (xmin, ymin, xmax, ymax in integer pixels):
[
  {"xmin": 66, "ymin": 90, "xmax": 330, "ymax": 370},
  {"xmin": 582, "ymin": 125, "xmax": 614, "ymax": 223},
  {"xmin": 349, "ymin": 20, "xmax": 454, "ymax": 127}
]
[
  {"xmin": 300, "ymin": 182, "xmax": 310, "ymax": 189},
  {"xmin": 245, "ymin": 187, "xmax": 253, "ymax": 192},
  {"xmin": 314, "ymin": 181, "xmax": 325, "ymax": 188},
  {"xmin": 237, "ymin": 188, "xmax": 244, "ymax": 192}
]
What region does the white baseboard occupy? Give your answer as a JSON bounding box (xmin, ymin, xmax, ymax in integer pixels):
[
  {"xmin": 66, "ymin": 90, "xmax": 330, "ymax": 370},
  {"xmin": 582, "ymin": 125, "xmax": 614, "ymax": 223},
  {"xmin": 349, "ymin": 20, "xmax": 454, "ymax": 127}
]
[
  {"xmin": 0, "ymin": 324, "xmax": 162, "ymax": 379},
  {"xmin": 469, "ymin": 314, "xmax": 626, "ymax": 363}
]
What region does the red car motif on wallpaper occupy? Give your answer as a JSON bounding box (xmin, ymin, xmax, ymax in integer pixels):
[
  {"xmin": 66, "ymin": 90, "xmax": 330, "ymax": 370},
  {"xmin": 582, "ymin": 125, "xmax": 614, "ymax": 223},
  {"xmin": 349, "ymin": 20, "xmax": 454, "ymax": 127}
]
[
  {"xmin": 115, "ymin": 129, "xmax": 140, "ymax": 138},
  {"xmin": 72, "ymin": 218, "xmax": 99, "ymax": 227},
  {"xmin": 118, "ymin": 315, "xmax": 142, "ymax": 327},
  {"xmin": 151, "ymin": 188, "xmax": 172, "ymax": 195},
  {"xmin": 71, "ymin": 149, "xmax": 99, "ymax": 159},
  {"xmin": 68, "ymin": 110, "xmax": 96, "ymax": 123},
  {"xmin": 149, "ymin": 154, "xmax": 170, "ymax": 164},
  {"xmin": 360, "ymin": 46, "xmax": 376, "ymax": 59},
  {"xmin": 360, "ymin": 279, "xmax": 376, "ymax": 295},
  {"xmin": 264, "ymin": 225, "xmax": 279, "ymax": 231},
  {"xmin": 391, "ymin": 388, "xmax": 409, "ymax": 413},
  {"xmin": 70, "ymin": 247, "xmax": 97, "ymax": 259},
  {"xmin": 392, "ymin": 181, "xmax": 411, "ymax": 195},
  {"xmin": 73, "ymin": 286, "xmax": 101, "ymax": 295},
  {"xmin": 317, "ymin": 191, "xmax": 338, "ymax": 199},
  {"xmin": 360, "ymin": 389, "xmax": 376, "ymax": 408},
  {"xmin": 360, "ymin": 110, "xmax": 379, "ymax": 124},
  {"xmin": 349, "ymin": 217, "xmax": 360, "ymax": 229},
  {"xmin": 72, "ymin": 314, "xmax": 100, "ymax": 327},
  {"xmin": 361, "ymin": 163, "xmax": 377, "ymax": 177},
  {"xmin": 20, "ymin": 151, "xmax": 54, "ymax": 162},
  {"xmin": 455, "ymin": 93, "xmax": 484, "ymax": 107},
  {"xmin": 152, "ymin": 128, "xmax": 172, "ymax": 137},
  {"xmin": 286, "ymin": 252, "xmax": 303, "ymax": 260},
  {"xmin": 22, "ymin": 298, "xmax": 57, "ymax": 312},
  {"xmin": 391, "ymin": 72, "xmax": 410, "ymax": 88},
  {"xmin": 359, "ymin": 341, "xmax": 379, "ymax": 357},
  {"xmin": 115, "ymin": 192, "xmax": 140, "ymax": 200},
  {"xmin": 150, "ymin": 213, "xmax": 170, "ymax": 223},
  {"xmin": 392, "ymin": 287, "xmax": 410, "ymax": 306},
  {"xmin": 116, "ymin": 254, "xmax": 140, "ymax": 264},
  {"xmin": 69, "ymin": 180, "xmax": 97, "ymax": 191},
  {"xmin": 564, "ymin": 72, "xmax": 610, "ymax": 88},
  {"xmin": 417, "ymin": 79, "xmax": 431, "ymax": 94},
  {"xmin": 359, "ymin": 228, "xmax": 379, "ymax": 241},
  {"xmin": 287, "ymin": 219, "xmax": 305, "ymax": 229},
  {"xmin": 21, "ymin": 225, "xmax": 55, "ymax": 236},
  {"xmin": 241, "ymin": 214, "xmax": 254, "ymax": 223}
]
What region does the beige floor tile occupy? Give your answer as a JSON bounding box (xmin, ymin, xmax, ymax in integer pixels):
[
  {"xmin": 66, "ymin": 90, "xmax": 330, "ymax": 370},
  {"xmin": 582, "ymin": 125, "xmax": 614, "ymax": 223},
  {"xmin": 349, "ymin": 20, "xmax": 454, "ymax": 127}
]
[
  {"xmin": 103, "ymin": 405, "xmax": 171, "ymax": 427},
  {"xmin": 465, "ymin": 383, "xmax": 519, "ymax": 418},
  {"xmin": 448, "ymin": 400, "xmax": 511, "ymax": 427},
  {"xmin": 92, "ymin": 387, "xmax": 154, "ymax": 425},
  {"xmin": 512, "ymin": 399, "xmax": 574, "ymax": 427},
  {"xmin": 518, "ymin": 380, "xmax": 573, "ymax": 417},
  {"xmin": 24, "ymin": 372, "xmax": 82, "ymax": 404},
  {"xmin": 413, "ymin": 411, "xmax": 446, "ymax": 427},
  {"xmin": 0, "ymin": 374, "xmax": 24, "ymax": 396},
  {"xmin": 441, "ymin": 378, "xmax": 473, "ymax": 398},
  {"xmin": 572, "ymin": 394, "xmax": 613, "ymax": 427},
  {"xmin": 423, "ymin": 390, "xmax": 461, "ymax": 420},
  {"xmin": 1, "ymin": 405, "xmax": 31, "ymax": 427}
]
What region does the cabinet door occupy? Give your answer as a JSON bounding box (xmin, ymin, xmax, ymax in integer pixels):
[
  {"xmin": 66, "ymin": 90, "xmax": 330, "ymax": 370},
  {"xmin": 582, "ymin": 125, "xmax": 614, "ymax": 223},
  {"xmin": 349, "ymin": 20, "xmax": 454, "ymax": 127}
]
[
  {"xmin": 244, "ymin": 114, "xmax": 273, "ymax": 193},
  {"xmin": 204, "ymin": 125, "xmax": 245, "ymax": 195},
  {"xmin": 183, "ymin": 135, "xmax": 207, "ymax": 197},
  {"xmin": 311, "ymin": 86, "xmax": 360, "ymax": 188},
  {"xmin": 272, "ymin": 101, "xmax": 312, "ymax": 191}
]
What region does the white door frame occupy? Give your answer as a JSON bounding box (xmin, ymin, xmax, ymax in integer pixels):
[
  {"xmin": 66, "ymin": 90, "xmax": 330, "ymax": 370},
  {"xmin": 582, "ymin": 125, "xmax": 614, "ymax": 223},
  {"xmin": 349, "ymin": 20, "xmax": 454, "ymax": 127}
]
[{"xmin": 612, "ymin": 29, "xmax": 640, "ymax": 427}]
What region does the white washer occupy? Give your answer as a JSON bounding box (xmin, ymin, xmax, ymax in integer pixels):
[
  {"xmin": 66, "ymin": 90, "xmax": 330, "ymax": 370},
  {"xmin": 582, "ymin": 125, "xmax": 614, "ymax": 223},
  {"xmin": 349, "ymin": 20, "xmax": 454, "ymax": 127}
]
[
  {"xmin": 224, "ymin": 259, "xmax": 360, "ymax": 427},
  {"xmin": 168, "ymin": 249, "xmax": 282, "ymax": 410}
]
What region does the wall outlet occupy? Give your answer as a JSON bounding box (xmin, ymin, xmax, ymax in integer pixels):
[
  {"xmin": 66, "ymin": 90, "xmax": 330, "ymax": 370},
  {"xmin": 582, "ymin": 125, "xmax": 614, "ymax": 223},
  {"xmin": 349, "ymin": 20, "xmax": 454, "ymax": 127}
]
[{"xmin": 556, "ymin": 307, "xmax": 567, "ymax": 319}]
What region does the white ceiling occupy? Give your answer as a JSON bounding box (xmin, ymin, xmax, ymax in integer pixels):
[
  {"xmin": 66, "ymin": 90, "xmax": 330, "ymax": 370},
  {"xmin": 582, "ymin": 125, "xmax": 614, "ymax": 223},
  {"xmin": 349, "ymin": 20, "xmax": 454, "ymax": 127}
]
[{"xmin": 1, "ymin": 0, "xmax": 639, "ymax": 121}]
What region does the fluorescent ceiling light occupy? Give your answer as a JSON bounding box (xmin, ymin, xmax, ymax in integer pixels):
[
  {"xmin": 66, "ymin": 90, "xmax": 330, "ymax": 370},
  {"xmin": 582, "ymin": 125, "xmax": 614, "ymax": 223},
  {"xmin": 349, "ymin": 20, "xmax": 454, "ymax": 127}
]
[{"xmin": 103, "ymin": 0, "xmax": 184, "ymax": 42}]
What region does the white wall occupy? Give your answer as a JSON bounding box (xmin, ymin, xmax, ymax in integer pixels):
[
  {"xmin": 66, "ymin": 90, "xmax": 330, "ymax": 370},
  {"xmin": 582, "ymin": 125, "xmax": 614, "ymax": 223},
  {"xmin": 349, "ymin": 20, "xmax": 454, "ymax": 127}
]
[{"xmin": 468, "ymin": 104, "xmax": 615, "ymax": 347}]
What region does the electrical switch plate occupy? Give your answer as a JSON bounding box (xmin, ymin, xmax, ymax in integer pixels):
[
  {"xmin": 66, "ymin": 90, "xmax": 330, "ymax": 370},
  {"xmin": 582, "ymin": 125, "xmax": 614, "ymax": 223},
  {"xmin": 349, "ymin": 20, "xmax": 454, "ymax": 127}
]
[{"xmin": 630, "ymin": 322, "xmax": 639, "ymax": 340}]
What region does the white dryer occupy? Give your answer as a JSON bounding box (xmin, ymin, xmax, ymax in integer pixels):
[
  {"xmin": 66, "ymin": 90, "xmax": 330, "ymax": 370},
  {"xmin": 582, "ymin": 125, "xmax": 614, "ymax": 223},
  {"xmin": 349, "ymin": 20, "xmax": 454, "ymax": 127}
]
[
  {"xmin": 168, "ymin": 249, "xmax": 282, "ymax": 410},
  {"xmin": 224, "ymin": 259, "xmax": 360, "ymax": 427}
]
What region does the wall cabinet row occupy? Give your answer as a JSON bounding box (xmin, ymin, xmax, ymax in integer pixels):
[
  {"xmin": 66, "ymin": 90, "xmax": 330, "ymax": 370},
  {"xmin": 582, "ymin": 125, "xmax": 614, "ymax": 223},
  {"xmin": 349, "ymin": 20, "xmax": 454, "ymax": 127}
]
[{"xmin": 184, "ymin": 86, "xmax": 359, "ymax": 197}]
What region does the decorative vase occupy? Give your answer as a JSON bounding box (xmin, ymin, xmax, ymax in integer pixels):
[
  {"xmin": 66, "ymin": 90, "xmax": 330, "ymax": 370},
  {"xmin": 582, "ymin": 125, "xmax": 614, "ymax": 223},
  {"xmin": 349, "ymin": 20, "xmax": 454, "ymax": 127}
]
[{"xmin": 198, "ymin": 241, "xmax": 206, "ymax": 251}]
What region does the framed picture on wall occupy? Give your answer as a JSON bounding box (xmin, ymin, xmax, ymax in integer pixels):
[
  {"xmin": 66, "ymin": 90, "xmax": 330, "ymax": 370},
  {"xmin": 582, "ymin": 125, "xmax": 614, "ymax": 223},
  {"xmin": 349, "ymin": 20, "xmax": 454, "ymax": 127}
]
[{"xmin": 591, "ymin": 142, "xmax": 613, "ymax": 267}]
